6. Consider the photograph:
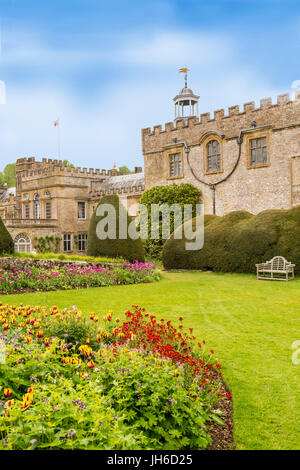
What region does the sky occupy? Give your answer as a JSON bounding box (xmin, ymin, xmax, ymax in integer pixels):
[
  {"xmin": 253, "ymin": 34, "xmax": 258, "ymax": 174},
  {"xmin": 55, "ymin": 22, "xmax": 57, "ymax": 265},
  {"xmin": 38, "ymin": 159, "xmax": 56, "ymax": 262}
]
[{"xmin": 0, "ymin": 0, "xmax": 300, "ymax": 172}]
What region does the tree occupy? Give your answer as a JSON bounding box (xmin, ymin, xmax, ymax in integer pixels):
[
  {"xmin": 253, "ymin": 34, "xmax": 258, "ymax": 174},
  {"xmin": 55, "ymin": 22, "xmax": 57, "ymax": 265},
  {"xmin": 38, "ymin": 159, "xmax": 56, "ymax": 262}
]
[
  {"xmin": 0, "ymin": 216, "xmax": 14, "ymax": 255},
  {"xmin": 139, "ymin": 183, "xmax": 202, "ymax": 260},
  {"xmin": 62, "ymin": 160, "xmax": 74, "ymax": 169},
  {"xmin": 87, "ymin": 194, "xmax": 145, "ymax": 262},
  {"xmin": 119, "ymin": 166, "xmax": 132, "ymax": 174},
  {"xmin": 0, "ymin": 163, "xmax": 16, "ymax": 187}
]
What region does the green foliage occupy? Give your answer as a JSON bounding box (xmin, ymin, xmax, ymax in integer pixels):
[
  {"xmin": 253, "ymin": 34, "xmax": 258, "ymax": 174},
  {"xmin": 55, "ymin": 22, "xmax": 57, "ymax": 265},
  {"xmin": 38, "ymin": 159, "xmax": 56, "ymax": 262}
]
[
  {"xmin": 0, "ymin": 216, "xmax": 14, "ymax": 255},
  {"xmin": 0, "ymin": 163, "xmax": 16, "ymax": 187},
  {"xmin": 34, "ymin": 236, "xmax": 61, "ymax": 254},
  {"xmin": 9, "ymin": 251, "xmax": 124, "ymax": 264},
  {"xmin": 163, "ymin": 206, "xmax": 300, "ymax": 273},
  {"xmin": 118, "ymin": 165, "xmax": 132, "ymax": 174},
  {"xmin": 62, "ymin": 160, "xmax": 74, "ymax": 169},
  {"xmin": 0, "ymin": 304, "xmax": 222, "ymax": 450},
  {"xmin": 0, "ymin": 263, "xmax": 159, "ymax": 294},
  {"xmin": 41, "ymin": 314, "xmax": 99, "ymax": 350},
  {"xmin": 139, "ymin": 183, "xmax": 202, "ymax": 260},
  {"xmin": 87, "ymin": 194, "xmax": 145, "ymax": 262}
]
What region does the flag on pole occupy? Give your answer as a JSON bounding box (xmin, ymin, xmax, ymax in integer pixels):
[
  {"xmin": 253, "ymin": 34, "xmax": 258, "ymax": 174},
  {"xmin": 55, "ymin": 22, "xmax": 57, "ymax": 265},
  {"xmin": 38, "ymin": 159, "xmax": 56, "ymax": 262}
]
[
  {"xmin": 179, "ymin": 67, "xmax": 188, "ymax": 73},
  {"xmin": 54, "ymin": 118, "xmax": 61, "ymax": 158}
]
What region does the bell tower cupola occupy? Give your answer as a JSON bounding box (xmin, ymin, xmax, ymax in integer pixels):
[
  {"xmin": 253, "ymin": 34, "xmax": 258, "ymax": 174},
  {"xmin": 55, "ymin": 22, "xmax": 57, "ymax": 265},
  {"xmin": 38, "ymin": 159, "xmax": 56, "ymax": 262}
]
[{"xmin": 173, "ymin": 68, "xmax": 199, "ymax": 121}]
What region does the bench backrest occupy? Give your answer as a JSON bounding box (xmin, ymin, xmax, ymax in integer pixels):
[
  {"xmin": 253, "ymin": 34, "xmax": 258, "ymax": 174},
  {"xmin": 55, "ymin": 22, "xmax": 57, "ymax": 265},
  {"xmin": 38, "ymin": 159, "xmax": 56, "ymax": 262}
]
[{"xmin": 270, "ymin": 256, "xmax": 288, "ymax": 269}]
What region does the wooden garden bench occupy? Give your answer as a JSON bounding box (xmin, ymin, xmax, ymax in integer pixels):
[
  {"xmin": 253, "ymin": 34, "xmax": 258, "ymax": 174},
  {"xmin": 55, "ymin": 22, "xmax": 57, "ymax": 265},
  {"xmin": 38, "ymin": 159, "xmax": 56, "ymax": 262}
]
[{"xmin": 256, "ymin": 256, "xmax": 295, "ymax": 281}]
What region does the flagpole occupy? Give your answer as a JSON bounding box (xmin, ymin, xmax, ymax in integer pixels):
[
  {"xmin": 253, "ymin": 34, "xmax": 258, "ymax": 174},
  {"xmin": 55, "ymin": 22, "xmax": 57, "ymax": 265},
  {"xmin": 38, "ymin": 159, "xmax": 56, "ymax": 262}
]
[{"xmin": 57, "ymin": 118, "xmax": 61, "ymax": 160}]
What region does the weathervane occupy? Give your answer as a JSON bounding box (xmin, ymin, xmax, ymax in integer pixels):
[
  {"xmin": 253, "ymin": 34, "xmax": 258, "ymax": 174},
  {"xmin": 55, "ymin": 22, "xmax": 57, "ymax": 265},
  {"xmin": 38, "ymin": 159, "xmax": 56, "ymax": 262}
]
[{"xmin": 179, "ymin": 67, "xmax": 189, "ymax": 88}]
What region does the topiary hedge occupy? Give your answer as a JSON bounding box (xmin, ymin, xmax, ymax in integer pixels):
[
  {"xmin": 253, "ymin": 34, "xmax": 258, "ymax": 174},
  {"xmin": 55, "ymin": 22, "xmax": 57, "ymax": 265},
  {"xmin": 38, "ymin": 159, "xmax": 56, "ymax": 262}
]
[
  {"xmin": 162, "ymin": 206, "xmax": 300, "ymax": 274},
  {"xmin": 139, "ymin": 183, "xmax": 202, "ymax": 260},
  {"xmin": 87, "ymin": 194, "xmax": 145, "ymax": 262},
  {"xmin": 0, "ymin": 216, "xmax": 14, "ymax": 255}
]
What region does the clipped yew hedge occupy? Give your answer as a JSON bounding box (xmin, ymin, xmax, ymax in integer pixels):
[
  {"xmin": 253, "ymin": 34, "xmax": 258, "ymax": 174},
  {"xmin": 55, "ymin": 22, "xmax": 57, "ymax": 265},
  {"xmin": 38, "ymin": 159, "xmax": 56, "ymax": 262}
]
[
  {"xmin": 139, "ymin": 183, "xmax": 202, "ymax": 260},
  {"xmin": 163, "ymin": 206, "xmax": 300, "ymax": 274},
  {"xmin": 87, "ymin": 194, "xmax": 145, "ymax": 262},
  {"xmin": 0, "ymin": 216, "xmax": 14, "ymax": 255}
]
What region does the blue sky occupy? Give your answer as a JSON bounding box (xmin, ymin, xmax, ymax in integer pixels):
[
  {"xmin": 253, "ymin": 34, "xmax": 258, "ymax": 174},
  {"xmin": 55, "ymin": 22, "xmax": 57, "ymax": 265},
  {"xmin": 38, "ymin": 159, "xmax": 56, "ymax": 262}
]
[{"xmin": 0, "ymin": 0, "xmax": 299, "ymax": 171}]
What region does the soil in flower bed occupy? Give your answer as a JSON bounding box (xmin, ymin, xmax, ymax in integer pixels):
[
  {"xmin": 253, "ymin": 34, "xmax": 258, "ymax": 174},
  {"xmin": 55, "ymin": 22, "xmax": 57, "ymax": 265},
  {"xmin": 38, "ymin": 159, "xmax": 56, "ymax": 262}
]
[{"xmin": 206, "ymin": 382, "xmax": 234, "ymax": 450}]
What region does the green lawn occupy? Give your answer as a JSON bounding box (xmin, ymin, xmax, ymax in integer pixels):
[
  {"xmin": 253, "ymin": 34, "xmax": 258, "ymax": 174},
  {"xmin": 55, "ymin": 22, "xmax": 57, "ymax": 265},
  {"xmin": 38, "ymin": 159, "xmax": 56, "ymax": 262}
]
[{"xmin": 1, "ymin": 271, "xmax": 299, "ymax": 450}]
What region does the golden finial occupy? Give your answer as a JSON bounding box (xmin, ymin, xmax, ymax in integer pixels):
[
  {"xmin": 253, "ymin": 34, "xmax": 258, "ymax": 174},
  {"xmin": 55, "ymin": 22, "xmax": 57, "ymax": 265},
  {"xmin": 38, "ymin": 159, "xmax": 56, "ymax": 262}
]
[{"xmin": 179, "ymin": 67, "xmax": 189, "ymax": 87}]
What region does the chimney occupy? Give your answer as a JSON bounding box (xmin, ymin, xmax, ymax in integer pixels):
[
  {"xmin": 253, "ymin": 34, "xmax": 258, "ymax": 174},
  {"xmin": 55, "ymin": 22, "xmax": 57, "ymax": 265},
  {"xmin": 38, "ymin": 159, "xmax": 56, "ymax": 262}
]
[{"xmin": 134, "ymin": 166, "xmax": 143, "ymax": 174}]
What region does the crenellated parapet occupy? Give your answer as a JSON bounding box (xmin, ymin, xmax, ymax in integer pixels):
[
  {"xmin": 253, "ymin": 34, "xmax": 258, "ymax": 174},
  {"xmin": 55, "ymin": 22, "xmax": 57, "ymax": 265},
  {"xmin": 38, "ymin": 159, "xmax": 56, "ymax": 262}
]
[
  {"xmin": 90, "ymin": 184, "xmax": 145, "ymax": 199},
  {"xmin": 142, "ymin": 91, "xmax": 300, "ymax": 152},
  {"xmin": 16, "ymin": 157, "xmax": 122, "ymax": 179}
]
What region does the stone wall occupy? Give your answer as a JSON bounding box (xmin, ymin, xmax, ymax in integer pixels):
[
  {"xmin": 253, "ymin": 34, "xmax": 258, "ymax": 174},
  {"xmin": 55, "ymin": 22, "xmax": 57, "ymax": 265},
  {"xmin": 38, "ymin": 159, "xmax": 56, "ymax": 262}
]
[{"xmin": 142, "ymin": 92, "xmax": 300, "ymax": 215}]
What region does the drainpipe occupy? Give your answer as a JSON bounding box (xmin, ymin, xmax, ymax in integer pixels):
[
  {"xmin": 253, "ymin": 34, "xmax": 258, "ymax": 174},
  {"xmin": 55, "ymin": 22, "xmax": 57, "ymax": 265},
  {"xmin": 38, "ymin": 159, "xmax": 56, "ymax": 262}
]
[{"xmin": 174, "ymin": 123, "xmax": 271, "ymax": 215}]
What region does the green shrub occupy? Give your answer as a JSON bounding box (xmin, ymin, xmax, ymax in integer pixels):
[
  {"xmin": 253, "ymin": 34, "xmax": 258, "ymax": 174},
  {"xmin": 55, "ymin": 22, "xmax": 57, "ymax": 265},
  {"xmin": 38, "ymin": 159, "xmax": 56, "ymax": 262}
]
[
  {"xmin": 0, "ymin": 216, "xmax": 14, "ymax": 255},
  {"xmin": 41, "ymin": 314, "xmax": 99, "ymax": 350},
  {"xmin": 163, "ymin": 206, "xmax": 300, "ymax": 274},
  {"xmin": 87, "ymin": 194, "xmax": 145, "ymax": 262},
  {"xmin": 10, "ymin": 251, "xmax": 124, "ymax": 264},
  {"xmin": 139, "ymin": 183, "xmax": 202, "ymax": 260}
]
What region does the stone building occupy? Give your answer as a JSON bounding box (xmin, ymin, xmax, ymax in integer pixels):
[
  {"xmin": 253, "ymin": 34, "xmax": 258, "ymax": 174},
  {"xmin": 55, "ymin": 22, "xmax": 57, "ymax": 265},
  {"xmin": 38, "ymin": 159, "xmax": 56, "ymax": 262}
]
[
  {"xmin": 1, "ymin": 76, "xmax": 300, "ymax": 253},
  {"xmin": 0, "ymin": 157, "xmax": 143, "ymax": 253},
  {"xmin": 142, "ymin": 78, "xmax": 300, "ymax": 216}
]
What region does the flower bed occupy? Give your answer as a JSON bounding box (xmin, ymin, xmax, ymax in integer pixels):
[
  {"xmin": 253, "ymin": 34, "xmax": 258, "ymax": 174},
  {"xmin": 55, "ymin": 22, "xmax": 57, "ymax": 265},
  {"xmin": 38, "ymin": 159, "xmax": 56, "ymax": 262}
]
[
  {"xmin": 0, "ymin": 262, "xmax": 159, "ymax": 294},
  {"xmin": 10, "ymin": 251, "xmax": 125, "ymax": 264},
  {"xmin": 0, "ymin": 303, "xmax": 232, "ymax": 450}
]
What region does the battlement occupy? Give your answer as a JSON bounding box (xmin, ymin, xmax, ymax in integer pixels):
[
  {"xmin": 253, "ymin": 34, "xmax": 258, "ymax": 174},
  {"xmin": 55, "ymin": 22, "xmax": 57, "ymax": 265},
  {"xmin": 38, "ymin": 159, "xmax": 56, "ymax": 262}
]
[
  {"xmin": 142, "ymin": 91, "xmax": 300, "ymax": 138},
  {"xmin": 16, "ymin": 157, "xmax": 122, "ymax": 178},
  {"xmin": 91, "ymin": 184, "xmax": 145, "ymax": 199}
]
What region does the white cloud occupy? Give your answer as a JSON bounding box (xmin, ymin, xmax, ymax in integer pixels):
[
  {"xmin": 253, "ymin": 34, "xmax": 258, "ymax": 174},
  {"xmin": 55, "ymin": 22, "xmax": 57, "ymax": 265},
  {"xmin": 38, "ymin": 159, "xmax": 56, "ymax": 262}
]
[
  {"xmin": 0, "ymin": 28, "xmax": 289, "ymax": 173},
  {"xmin": 1, "ymin": 29, "xmax": 232, "ymax": 69},
  {"xmin": 117, "ymin": 31, "xmax": 233, "ymax": 66}
]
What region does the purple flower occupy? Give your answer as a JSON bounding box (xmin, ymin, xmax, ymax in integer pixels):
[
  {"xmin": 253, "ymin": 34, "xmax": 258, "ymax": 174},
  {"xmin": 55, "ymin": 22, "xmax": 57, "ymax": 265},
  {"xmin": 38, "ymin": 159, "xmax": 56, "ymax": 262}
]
[
  {"xmin": 2, "ymin": 439, "xmax": 8, "ymax": 447},
  {"xmin": 66, "ymin": 429, "xmax": 76, "ymax": 439}
]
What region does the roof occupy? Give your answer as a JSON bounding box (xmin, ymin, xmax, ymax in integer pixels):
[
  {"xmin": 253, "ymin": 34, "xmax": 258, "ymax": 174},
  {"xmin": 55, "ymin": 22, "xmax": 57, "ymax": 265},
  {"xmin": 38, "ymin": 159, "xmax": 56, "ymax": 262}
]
[
  {"xmin": 0, "ymin": 186, "xmax": 16, "ymax": 200},
  {"xmin": 173, "ymin": 85, "xmax": 200, "ymax": 102},
  {"xmin": 180, "ymin": 87, "xmax": 194, "ymax": 95},
  {"xmin": 102, "ymin": 172, "xmax": 144, "ymax": 190}
]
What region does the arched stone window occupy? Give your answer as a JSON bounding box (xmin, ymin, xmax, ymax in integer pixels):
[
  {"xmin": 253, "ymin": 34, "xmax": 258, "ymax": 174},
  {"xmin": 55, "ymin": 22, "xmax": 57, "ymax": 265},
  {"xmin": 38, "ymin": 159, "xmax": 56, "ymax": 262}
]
[
  {"xmin": 14, "ymin": 233, "xmax": 31, "ymax": 253},
  {"xmin": 207, "ymin": 140, "xmax": 221, "ymax": 172},
  {"xmin": 33, "ymin": 193, "xmax": 40, "ymax": 219},
  {"xmin": 200, "ymin": 130, "xmax": 224, "ymax": 175}
]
